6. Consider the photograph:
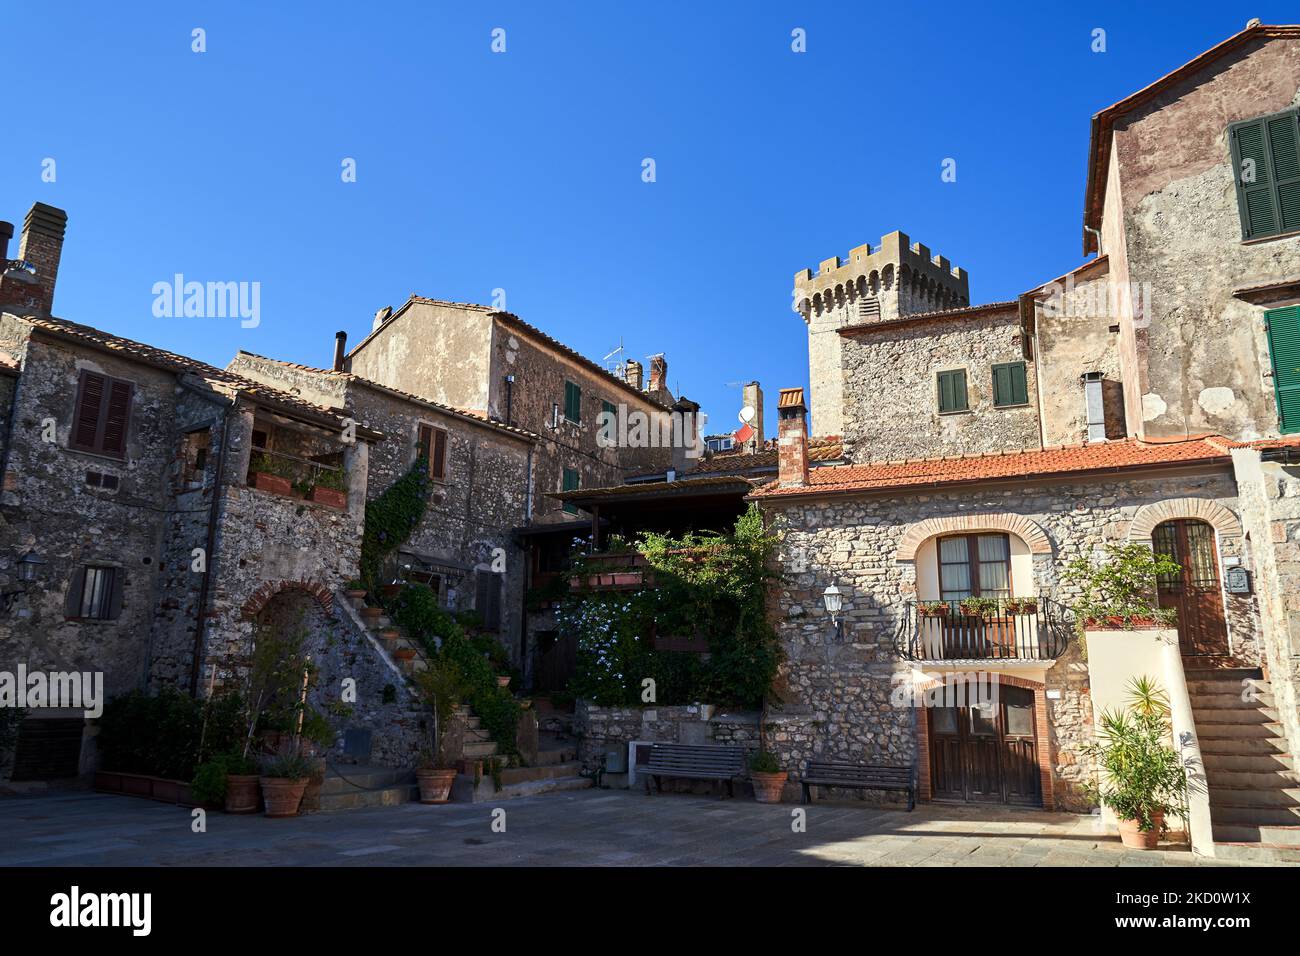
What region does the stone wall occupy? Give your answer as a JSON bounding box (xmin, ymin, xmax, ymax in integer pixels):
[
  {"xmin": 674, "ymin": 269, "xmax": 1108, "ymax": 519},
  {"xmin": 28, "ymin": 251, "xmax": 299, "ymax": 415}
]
[
  {"xmin": 761, "ymin": 467, "xmax": 1261, "ymax": 810},
  {"xmin": 838, "ymin": 305, "xmax": 1041, "ymax": 462}
]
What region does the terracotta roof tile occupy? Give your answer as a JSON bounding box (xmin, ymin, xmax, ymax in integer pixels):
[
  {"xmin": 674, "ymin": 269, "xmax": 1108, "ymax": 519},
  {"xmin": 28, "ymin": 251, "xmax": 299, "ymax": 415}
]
[
  {"xmin": 685, "ymin": 436, "xmax": 842, "ymax": 475},
  {"xmin": 22, "ymin": 317, "xmax": 379, "ymax": 437},
  {"xmin": 777, "ymin": 387, "xmax": 805, "ymax": 408},
  {"xmin": 749, "ymin": 437, "xmax": 1233, "ymax": 499}
]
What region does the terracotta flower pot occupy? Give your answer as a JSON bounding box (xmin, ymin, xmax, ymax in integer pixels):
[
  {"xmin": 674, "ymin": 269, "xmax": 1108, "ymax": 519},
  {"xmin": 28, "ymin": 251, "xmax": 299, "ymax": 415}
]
[
  {"xmin": 416, "ymin": 768, "xmax": 458, "ymax": 804},
  {"xmin": 751, "ymin": 771, "xmax": 787, "ymax": 803},
  {"xmin": 360, "ymin": 606, "xmax": 384, "ymax": 623},
  {"xmin": 260, "ymin": 777, "xmax": 309, "ymax": 818},
  {"xmin": 496, "ymin": 675, "xmax": 511, "ymax": 688},
  {"xmin": 394, "ymin": 647, "xmax": 416, "ymax": 661},
  {"xmin": 310, "ymin": 486, "xmax": 347, "ymax": 509},
  {"xmin": 251, "ymin": 471, "xmax": 293, "ymax": 496},
  {"xmin": 225, "ymin": 774, "xmax": 261, "ymax": 814},
  {"xmin": 1117, "ymin": 811, "xmax": 1164, "ymax": 850}
]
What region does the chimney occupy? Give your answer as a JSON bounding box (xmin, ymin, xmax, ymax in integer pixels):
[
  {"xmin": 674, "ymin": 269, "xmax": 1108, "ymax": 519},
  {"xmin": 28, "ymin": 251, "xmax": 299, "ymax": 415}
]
[
  {"xmin": 624, "ymin": 358, "xmax": 643, "ymax": 389},
  {"xmin": 0, "ymin": 221, "xmax": 13, "ymax": 260},
  {"xmin": 777, "ymin": 387, "xmax": 809, "ymax": 487},
  {"xmin": 670, "ymin": 395, "xmax": 701, "ymax": 475},
  {"xmin": 741, "ymin": 381, "xmax": 764, "ymax": 452},
  {"xmin": 16, "ymin": 203, "xmax": 67, "ymax": 314},
  {"xmin": 333, "ymin": 331, "xmax": 348, "ymax": 372},
  {"xmin": 648, "ymin": 354, "xmax": 667, "ymax": 392},
  {"xmin": 373, "ymin": 306, "xmax": 392, "ymax": 331}
]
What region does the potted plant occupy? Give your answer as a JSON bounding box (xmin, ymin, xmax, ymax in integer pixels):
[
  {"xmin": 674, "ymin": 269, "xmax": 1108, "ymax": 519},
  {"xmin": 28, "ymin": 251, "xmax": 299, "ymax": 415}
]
[
  {"xmin": 917, "ymin": 601, "xmax": 948, "ymax": 618},
  {"xmin": 1063, "ymin": 543, "xmax": 1182, "ymax": 630},
  {"xmin": 192, "ymin": 751, "xmax": 261, "ymax": 813},
  {"xmin": 413, "ymin": 660, "xmax": 463, "ymax": 804},
  {"xmin": 309, "ymin": 466, "xmax": 348, "ymax": 508},
  {"xmin": 496, "ymin": 675, "xmax": 511, "ymax": 688},
  {"xmin": 959, "ymin": 596, "xmax": 999, "ymax": 619},
  {"xmin": 344, "ymin": 579, "xmax": 367, "ymax": 601},
  {"xmin": 260, "ymin": 749, "xmax": 315, "ymax": 818},
  {"xmin": 248, "ymin": 451, "xmax": 293, "ymax": 497},
  {"xmin": 1082, "ymin": 677, "xmax": 1187, "ymax": 850},
  {"xmin": 749, "ymin": 751, "xmax": 786, "ymax": 803}
]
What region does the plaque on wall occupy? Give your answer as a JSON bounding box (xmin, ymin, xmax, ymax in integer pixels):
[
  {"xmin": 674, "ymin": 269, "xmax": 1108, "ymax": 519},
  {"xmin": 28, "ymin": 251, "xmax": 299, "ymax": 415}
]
[{"xmin": 1224, "ymin": 566, "xmax": 1252, "ymax": 594}]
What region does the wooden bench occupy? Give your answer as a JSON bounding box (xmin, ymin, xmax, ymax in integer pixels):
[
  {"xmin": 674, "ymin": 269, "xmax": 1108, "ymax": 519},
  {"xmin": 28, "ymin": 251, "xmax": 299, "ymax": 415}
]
[
  {"xmin": 643, "ymin": 743, "xmax": 746, "ymax": 798},
  {"xmin": 800, "ymin": 761, "xmax": 915, "ymax": 810}
]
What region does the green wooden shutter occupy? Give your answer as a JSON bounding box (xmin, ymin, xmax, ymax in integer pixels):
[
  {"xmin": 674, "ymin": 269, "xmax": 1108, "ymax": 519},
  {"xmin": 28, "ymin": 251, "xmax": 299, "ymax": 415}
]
[
  {"xmin": 1232, "ymin": 116, "xmax": 1279, "ymax": 239},
  {"xmin": 992, "ymin": 362, "xmax": 1028, "ymax": 407},
  {"xmin": 562, "ymin": 467, "xmax": 580, "ymax": 514},
  {"xmin": 564, "ymin": 381, "xmax": 581, "ymax": 423},
  {"xmin": 937, "ymin": 369, "xmax": 968, "ymax": 413},
  {"xmin": 1268, "ymin": 111, "xmax": 1300, "ymax": 233},
  {"xmin": 1265, "ymin": 306, "xmax": 1300, "ymax": 434}
]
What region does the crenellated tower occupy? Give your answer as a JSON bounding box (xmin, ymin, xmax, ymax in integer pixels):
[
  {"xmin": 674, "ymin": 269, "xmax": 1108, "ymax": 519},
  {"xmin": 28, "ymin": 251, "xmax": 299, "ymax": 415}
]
[{"xmin": 793, "ymin": 230, "xmax": 969, "ymax": 436}]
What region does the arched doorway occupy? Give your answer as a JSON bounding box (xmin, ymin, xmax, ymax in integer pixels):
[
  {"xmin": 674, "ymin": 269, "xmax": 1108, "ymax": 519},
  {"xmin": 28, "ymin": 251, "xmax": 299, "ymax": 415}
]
[{"xmin": 1151, "ymin": 518, "xmax": 1229, "ymax": 657}]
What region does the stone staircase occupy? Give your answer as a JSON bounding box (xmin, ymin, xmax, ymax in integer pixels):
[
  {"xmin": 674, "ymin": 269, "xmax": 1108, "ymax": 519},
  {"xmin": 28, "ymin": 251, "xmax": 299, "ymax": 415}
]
[
  {"xmin": 1188, "ymin": 668, "xmax": 1300, "ymax": 863},
  {"xmin": 319, "ymin": 765, "xmax": 418, "ymax": 811}
]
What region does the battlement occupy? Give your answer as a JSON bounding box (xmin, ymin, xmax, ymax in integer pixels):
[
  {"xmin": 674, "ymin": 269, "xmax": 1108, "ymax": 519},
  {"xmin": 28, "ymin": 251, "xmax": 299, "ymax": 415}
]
[{"xmin": 793, "ymin": 230, "xmax": 970, "ymax": 319}]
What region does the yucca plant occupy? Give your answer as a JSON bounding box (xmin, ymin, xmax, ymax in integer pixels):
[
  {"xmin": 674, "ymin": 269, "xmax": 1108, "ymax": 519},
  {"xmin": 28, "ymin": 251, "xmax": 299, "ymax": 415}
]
[{"xmin": 1081, "ymin": 677, "xmax": 1186, "ymax": 832}]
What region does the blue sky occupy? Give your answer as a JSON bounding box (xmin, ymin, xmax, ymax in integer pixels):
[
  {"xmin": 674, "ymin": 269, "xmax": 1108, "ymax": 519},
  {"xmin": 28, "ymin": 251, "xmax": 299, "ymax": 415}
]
[{"xmin": 1, "ymin": 2, "xmax": 1290, "ymax": 437}]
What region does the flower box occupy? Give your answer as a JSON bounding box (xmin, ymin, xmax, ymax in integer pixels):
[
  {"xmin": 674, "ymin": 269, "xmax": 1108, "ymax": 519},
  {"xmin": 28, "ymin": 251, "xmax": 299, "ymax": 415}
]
[
  {"xmin": 310, "ymin": 486, "xmax": 347, "ymax": 509},
  {"xmin": 251, "ymin": 471, "xmax": 293, "ymax": 496}
]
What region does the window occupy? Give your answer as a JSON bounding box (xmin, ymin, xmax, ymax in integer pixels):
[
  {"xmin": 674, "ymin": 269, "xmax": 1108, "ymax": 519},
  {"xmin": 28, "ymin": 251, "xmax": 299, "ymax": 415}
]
[
  {"xmin": 1229, "ymin": 108, "xmax": 1300, "ymax": 240},
  {"xmin": 564, "ymin": 380, "xmax": 581, "ymax": 424},
  {"xmin": 992, "ymin": 362, "xmax": 1029, "ymax": 407},
  {"xmin": 601, "ymin": 399, "xmax": 617, "ymax": 423},
  {"xmin": 937, "ymin": 534, "xmax": 1012, "ymax": 602},
  {"xmin": 475, "ymin": 569, "xmax": 502, "ymax": 631},
  {"xmin": 65, "ymin": 565, "xmax": 122, "ymax": 621},
  {"xmin": 936, "ymin": 369, "xmax": 968, "ymax": 414},
  {"xmin": 416, "ymin": 423, "xmax": 449, "ymax": 480},
  {"xmin": 1265, "ymin": 306, "xmax": 1300, "ymax": 434},
  {"xmin": 562, "ymin": 467, "xmax": 579, "ymax": 515},
  {"xmin": 70, "ymin": 371, "xmax": 134, "ymax": 459}
]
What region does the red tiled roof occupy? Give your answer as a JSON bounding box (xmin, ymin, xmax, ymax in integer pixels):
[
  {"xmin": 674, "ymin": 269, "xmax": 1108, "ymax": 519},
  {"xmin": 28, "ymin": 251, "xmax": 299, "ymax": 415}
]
[
  {"xmin": 22, "ymin": 317, "xmax": 382, "ymax": 439},
  {"xmin": 1083, "ymin": 23, "xmax": 1300, "ymax": 254},
  {"xmin": 749, "ymin": 437, "xmax": 1235, "ymax": 500},
  {"xmin": 0, "ymin": 352, "xmax": 18, "ymax": 376},
  {"xmin": 234, "ymin": 350, "xmax": 540, "ymax": 443},
  {"xmin": 346, "ymin": 295, "xmax": 673, "ymax": 412},
  {"xmin": 686, "ymin": 436, "xmax": 843, "ymax": 475}
]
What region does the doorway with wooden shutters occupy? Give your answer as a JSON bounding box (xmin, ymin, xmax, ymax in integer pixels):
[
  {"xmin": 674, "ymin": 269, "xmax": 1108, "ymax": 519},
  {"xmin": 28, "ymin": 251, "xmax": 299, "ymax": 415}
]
[
  {"xmin": 1151, "ymin": 518, "xmax": 1230, "ymax": 657},
  {"xmin": 927, "ymin": 681, "xmax": 1041, "ymax": 806}
]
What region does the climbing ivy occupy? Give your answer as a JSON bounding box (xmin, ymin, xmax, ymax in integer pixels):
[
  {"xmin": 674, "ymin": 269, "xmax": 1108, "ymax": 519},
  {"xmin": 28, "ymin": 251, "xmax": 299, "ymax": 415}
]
[
  {"xmin": 560, "ymin": 505, "xmax": 783, "ymax": 708},
  {"xmin": 359, "ymin": 458, "xmax": 433, "ymax": 596}
]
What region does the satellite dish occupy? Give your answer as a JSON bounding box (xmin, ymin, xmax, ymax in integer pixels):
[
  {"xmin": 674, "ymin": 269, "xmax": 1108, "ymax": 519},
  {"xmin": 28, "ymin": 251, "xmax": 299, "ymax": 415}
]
[{"xmin": 738, "ymin": 405, "xmax": 756, "ymax": 424}]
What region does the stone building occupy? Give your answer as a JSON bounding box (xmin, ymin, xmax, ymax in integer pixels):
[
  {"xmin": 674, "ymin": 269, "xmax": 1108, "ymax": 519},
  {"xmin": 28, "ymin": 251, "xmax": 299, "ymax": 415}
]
[
  {"xmin": 766, "ymin": 21, "xmax": 1300, "ymax": 860},
  {"xmin": 227, "ymin": 350, "xmax": 539, "ymax": 668}
]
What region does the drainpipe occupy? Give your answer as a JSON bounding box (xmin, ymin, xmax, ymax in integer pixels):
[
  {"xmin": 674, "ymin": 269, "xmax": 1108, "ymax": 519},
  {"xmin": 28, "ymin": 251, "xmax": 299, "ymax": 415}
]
[
  {"xmin": 1084, "ymin": 225, "xmax": 1103, "ymax": 257},
  {"xmin": 179, "ymin": 380, "xmax": 236, "ymax": 697}
]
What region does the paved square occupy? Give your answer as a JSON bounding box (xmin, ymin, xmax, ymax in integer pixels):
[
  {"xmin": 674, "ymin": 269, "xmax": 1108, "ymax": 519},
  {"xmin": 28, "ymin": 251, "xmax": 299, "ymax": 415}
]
[{"xmin": 0, "ymin": 788, "xmax": 1282, "ymax": 866}]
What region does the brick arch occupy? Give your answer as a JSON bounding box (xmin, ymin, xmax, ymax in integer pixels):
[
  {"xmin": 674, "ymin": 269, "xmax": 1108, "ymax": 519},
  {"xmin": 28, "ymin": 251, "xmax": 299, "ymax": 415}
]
[
  {"xmin": 1128, "ymin": 498, "xmax": 1243, "ymax": 544},
  {"xmin": 910, "ymin": 671, "xmax": 1055, "ymax": 810},
  {"xmin": 895, "ymin": 513, "xmax": 1053, "ymax": 562},
  {"xmin": 241, "ymin": 578, "xmax": 334, "ymax": 621}
]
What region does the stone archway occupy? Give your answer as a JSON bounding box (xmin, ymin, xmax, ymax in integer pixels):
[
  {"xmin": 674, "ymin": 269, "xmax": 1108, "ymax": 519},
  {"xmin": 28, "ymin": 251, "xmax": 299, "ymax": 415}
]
[
  {"xmin": 896, "ymin": 513, "xmax": 1053, "ymax": 563},
  {"xmin": 241, "ymin": 578, "xmax": 334, "ymax": 621},
  {"xmin": 1128, "ymin": 498, "xmax": 1243, "ymax": 547}
]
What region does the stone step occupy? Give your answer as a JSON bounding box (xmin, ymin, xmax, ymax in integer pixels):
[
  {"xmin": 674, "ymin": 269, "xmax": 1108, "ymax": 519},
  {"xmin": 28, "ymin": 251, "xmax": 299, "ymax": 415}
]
[
  {"xmin": 450, "ymin": 767, "xmax": 591, "ymax": 803},
  {"xmin": 1186, "ymin": 676, "xmax": 1267, "ymax": 695},
  {"xmin": 1209, "ymin": 803, "xmax": 1300, "ymax": 826},
  {"xmin": 319, "ymin": 783, "xmax": 416, "ymax": 812},
  {"xmin": 534, "ymin": 747, "xmax": 578, "ymax": 767},
  {"xmin": 1209, "ymin": 786, "xmax": 1300, "ymax": 808},
  {"xmin": 463, "ymin": 716, "xmax": 481, "ymax": 730},
  {"xmin": 319, "ymin": 766, "xmax": 414, "ymax": 794},
  {"xmin": 1212, "ymin": 841, "xmax": 1300, "ymax": 864},
  {"xmin": 1194, "ymin": 721, "xmax": 1287, "ymax": 739},
  {"xmin": 463, "ymin": 740, "xmax": 499, "ymax": 759},
  {"xmin": 1204, "ymin": 752, "xmax": 1295, "ymax": 773},
  {"xmin": 464, "ymin": 727, "xmax": 493, "ymax": 743},
  {"xmin": 1191, "ymin": 692, "xmax": 1276, "ymax": 709},
  {"xmin": 1213, "ymin": 823, "xmax": 1300, "ymax": 846},
  {"xmin": 1205, "ymin": 769, "xmax": 1300, "ymax": 790},
  {"xmin": 1192, "ymin": 707, "xmax": 1282, "ymax": 724},
  {"xmin": 1200, "ymin": 734, "xmax": 1291, "ymax": 755}
]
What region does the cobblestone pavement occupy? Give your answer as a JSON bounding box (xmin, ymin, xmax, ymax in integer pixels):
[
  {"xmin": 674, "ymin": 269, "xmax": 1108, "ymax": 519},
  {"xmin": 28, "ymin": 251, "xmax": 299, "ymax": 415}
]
[{"xmin": 0, "ymin": 788, "xmax": 1280, "ymax": 866}]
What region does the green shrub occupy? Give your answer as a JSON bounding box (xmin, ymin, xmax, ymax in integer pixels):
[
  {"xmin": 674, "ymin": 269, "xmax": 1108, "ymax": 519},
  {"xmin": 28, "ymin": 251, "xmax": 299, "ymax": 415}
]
[
  {"xmin": 749, "ymin": 750, "xmax": 781, "ymax": 773},
  {"xmin": 360, "ymin": 460, "xmax": 433, "ymax": 595},
  {"xmin": 97, "ymin": 688, "xmax": 205, "ymax": 780}
]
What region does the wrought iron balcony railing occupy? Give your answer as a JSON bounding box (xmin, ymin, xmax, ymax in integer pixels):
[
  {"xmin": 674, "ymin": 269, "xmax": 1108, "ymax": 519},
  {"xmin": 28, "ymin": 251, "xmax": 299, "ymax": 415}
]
[{"xmin": 894, "ymin": 596, "xmax": 1072, "ymax": 662}]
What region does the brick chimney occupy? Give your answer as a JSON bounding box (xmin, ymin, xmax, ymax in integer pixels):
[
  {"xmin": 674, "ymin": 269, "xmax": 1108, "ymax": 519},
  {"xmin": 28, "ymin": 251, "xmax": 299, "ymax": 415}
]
[
  {"xmin": 17, "ymin": 203, "xmax": 67, "ymax": 314},
  {"xmin": 624, "ymin": 358, "xmax": 643, "ymax": 389},
  {"xmin": 742, "ymin": 381, "xmax": 764, "ymax": 452},
  {"xmin": 777, "ymin": 387, "xmax": 809, "ymax": 487},
  {"xmin": 670, "ymin": 395, "xmax": 701, "ymax": 474},
  {"xmin": 648, "ymin": 354, "xmax": 667, "ymax": 392}
]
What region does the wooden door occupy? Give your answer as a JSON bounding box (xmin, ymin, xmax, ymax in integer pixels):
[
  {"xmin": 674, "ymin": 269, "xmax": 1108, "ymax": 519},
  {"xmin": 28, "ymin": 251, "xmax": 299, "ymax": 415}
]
[
  {"xmin": 999, "ymin": 686, "xmax": 1040, "ymax": 805},
  {"xmin": 927, "ymin": 682, "xmax": 1041, "ymax": 805},
  {"xmin": 1152, "ymin": 519, "xmax": 1230, "ymax": 657}
]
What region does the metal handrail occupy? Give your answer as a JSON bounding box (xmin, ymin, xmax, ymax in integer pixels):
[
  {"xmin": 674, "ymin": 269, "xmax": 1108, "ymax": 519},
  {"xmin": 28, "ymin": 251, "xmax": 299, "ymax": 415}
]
[{"xmin": 894, "ymin": 595, "xmax": 1073, "ymax": 661}]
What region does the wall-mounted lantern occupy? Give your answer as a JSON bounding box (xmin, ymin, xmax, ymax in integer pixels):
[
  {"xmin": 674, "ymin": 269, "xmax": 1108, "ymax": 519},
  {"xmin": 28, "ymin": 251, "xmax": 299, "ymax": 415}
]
[
  {"xmin": 822, "ymin": 581, "xmax": 843, "ymax": 639},
  {"xmin": 17, "ymin": 551, "xmax": 47, "ymax": 582}
]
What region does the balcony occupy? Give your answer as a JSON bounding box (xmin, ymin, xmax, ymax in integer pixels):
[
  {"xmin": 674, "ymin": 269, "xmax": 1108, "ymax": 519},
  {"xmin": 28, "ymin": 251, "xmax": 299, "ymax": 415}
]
[
  {"xmin": 246, "ymin": 446, "xmax": 348, "ymax": 509},
  {"xmin": 895, "ymin": 597, "xmax": 1072, "ymax": 662},
  {"xmin": 567, "ymin": 550, "xmax": 657, "ymax": 590}
]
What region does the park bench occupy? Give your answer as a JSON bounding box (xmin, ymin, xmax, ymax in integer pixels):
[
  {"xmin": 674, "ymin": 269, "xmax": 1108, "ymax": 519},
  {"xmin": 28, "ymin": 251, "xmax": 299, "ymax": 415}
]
[
  {"xmin": 799, "ymin": 760, "xmax": 915, "ymax": 810},
  {"xmin": 643, "ymin": 743, "xmax": 746, "ymax": 798}
]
